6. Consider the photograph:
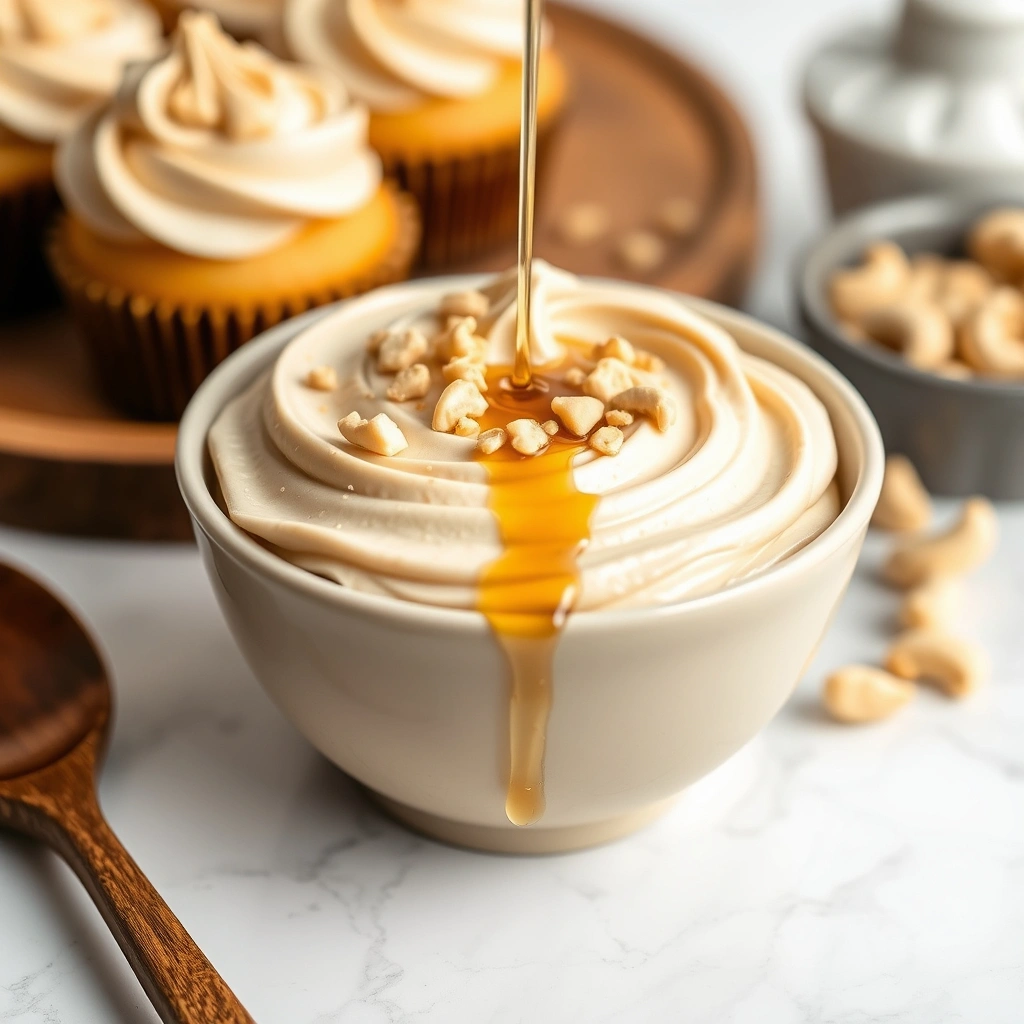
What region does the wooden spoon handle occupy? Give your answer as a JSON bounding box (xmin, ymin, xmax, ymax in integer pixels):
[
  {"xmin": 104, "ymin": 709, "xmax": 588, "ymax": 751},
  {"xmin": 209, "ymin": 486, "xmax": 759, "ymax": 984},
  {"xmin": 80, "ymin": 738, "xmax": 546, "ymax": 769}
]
[{"xmin": 7, "ymin": 732, "xmax": 254, "ymax": 1024}]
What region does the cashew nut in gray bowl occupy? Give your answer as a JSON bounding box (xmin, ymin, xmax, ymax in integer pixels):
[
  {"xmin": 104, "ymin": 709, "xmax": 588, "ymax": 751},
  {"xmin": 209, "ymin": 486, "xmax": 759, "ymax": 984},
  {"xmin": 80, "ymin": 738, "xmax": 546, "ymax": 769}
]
[{"xmin": 798, "ymin": 192, "xmax": 1024, "ymax": 499}]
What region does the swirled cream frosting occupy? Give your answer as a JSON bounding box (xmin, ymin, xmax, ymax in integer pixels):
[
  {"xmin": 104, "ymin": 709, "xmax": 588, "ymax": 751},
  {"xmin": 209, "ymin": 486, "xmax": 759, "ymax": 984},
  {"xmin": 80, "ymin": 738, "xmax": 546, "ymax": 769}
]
[
  {"xmin": 208, "ymin": 263, "xmax": 841, "ymax": 610},
  {"xmin": 0, "ymin": 0, "xmax": 162, "ymax": 143},
  {"xmin": 55, "ymin": 10, "xmax": 382, "ymax": 259},
  {"xmin": 284, "ymin": 0, "xmax": 532, "ymax": 112}
]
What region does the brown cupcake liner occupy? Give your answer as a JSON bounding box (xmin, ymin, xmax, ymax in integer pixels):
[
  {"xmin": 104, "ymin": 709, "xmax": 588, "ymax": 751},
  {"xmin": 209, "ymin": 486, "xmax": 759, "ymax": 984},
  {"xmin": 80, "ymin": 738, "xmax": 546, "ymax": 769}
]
[
  {"xmin": 383, "ymin": 116, "xmax": 561, "ymax": 269},
  {"xmin": 0, "ymin": 176, "xmax": 61, "ymax": 318},
  {"xmin": 47, "ymin": 190, "xmax": 420, "ymax": 421}
]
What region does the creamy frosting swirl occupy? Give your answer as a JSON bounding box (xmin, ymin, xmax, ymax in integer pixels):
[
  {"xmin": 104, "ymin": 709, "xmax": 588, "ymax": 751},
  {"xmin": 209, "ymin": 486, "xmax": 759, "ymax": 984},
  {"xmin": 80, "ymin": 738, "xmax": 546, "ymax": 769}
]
[
  {"xmin": 0, "ymin": 0, "xmax": 161, "ymax": 143},
  {"xmin": 209, "ymin": 264, "xmax": 841, "ymax": 610},
  {"xmin": 55, "ymin": 10, "xmax": 382, "ymax": 259},
  {"xmin": 284, "ymin": 0, "xmax": 529, "ymax": 112}
]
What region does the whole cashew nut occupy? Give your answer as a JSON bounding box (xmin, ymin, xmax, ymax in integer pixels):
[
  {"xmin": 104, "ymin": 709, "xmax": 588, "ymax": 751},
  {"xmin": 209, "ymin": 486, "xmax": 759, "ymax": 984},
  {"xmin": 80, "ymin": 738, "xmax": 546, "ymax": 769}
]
[
  {"xmin": 957, "ymin": 287, "xmax": 1024, "ymax": 379},
  {"xmin": 829, "ymin": 241, "xmax": 911, "ymax": 322},
  {"xmin": 885, "ymin": 629, "xmax": 988, "ymax": 699},
  {"xmin": 823, "ymin": 665, "xmax": 916, "ymax": 724},
  {"xmin": 872, "ymin": 454, "xmax": 933, "ymax": 532},
  {"xmin": 860, "ymin": 301, "xmax": 955, "ymax": 370},
  {"xmin": 939, "ymin": 260, "xmax": 994, "ymax": 325},
  {"xmin": 968, "ymin": 207, "xmax": 1024, "ymax": 284},
  {"xmin": 884, "ymin": 497, "xmax": 998, "ymax": 589},
  {"xmin": 899, "ymin": 578, "xmax": 961, "ymax": 630}
]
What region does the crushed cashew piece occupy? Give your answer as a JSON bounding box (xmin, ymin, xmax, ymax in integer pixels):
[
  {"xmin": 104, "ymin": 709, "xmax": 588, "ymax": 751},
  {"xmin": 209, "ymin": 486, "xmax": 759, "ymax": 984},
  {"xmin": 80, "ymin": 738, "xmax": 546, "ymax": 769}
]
[
  {"xmin": 434, "ymin": 316, "xmax": 486, "ymax": 363},
  {"xmin": 558, "ymin": 201, "xmax": 611, "ymax": 245},
  {"xmin": 386, "ymin": 363, "xmax": 430, "ymax": 402},
  {"xmin": 633, "ymin": 350, "xmax": 665, "ymax": 373},
  {"xmin": 583, "ymin": 357, "xmax": 635, "ymax": 403},
  {"xmin": 823, "ymin": 665, "xmax": 915, "ymax": 724},
  {"xmin": 617, "ymin": 230, "xmax": 666, "ymax": 273},
  {"xmin": 595, "ymin": 335, "xmax": 636, "ymax": 365},
  {"xmin": 439, "ymin": 289, "xmax": 489, "ymax": 319},
  {"xmin": 442, "ymin": 355, "xmax": 488, "ymax": 391},
  {"xmin": 608, "ymin": 385, "xmax": 677, "ymax": 431},
  {"xmin": 507, "ymin": 418, "xmax": 550, "ymax": 455},
  {"xmin": 367, "ymin": 328, "xmax": 388, "ymax": 354},
  {"xmin": 476, "ymin": 427, "xmax": 507, "ymax": 455},
  {"xmin": 432, "ymin": 379, "xmax": 489, "ymax": 433},
  {"xmin": 455, "ymin": 417, "xmax": 481, "ymax": 438},
  {"xmin": 338, "ymin": 411, "xmax": 408, "ymax": 457},
  {"xmin": 589, "ymin": 425, "xmax": 624, "ymax": 456},
  {"xmin": 377, "ymin": 327, "xmax": 428, "ymax": 373},
  {"xmin": 605, "ymin": 408, "xmax": 634, "ymax": 427},
  {"xmin": 304, "ymin": 365, "xmax": 338, "ymax": 391},
  {"xmin": 563, "ymin": 366, "xmax": 587, "ymax": 388},
  {"xmin": 541, "ymin": 419, "xmax": 560, "ymax": 436},
  {"xmin": 551, "ymin": 394, "xmax": 605, "ymax": 437}
]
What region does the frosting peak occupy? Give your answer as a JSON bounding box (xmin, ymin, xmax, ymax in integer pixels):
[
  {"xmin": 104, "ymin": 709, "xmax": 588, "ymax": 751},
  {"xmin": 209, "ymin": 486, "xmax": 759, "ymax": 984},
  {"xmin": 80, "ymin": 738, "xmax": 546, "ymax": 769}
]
[
  {"xmin": 0, "ymin": 0, "xmax": 161, "ymax": 143},
  {"xmin": 285, "ymin": 0, "xmax": 536, "ymax": 112},
  {"xmin": 167, "ymin": 11, "xmax": 329, "ymax": 141},
  {"xmin": 56, "ymin": 12, "xmax": 383, "ymax": 259}
]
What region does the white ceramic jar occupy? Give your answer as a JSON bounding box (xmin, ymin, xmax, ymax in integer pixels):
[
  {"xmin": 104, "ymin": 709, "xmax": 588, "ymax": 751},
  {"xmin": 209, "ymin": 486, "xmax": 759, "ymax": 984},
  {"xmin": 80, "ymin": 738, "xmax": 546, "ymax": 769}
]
[{"xmin": 805, "ymin": 0, "xmax": 1024, "ymax": 214}]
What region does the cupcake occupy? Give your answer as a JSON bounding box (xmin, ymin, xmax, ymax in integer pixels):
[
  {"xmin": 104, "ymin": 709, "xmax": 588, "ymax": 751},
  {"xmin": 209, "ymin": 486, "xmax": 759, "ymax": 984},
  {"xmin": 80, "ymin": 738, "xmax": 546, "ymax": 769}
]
[
  {"xmin": 146, "ymin": 0, "xmax": 283, "ymax": 47},
  {"xmin": 0, "ymin": 0, "xmax": 162, "ymax": 315},
  {"xmin": 283, "ymin": 0, "xmax": 568, "ymax": 267},
  {"xmin": 48, "ymin": 11, "xmax": 420, "ymax": 420}
]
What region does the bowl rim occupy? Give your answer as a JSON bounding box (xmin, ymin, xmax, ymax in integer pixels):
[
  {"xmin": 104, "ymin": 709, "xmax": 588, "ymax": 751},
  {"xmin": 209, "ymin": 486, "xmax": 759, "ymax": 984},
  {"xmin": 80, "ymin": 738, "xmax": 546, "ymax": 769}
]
[
  {"xmin": 176, "ymin": 275, "xmax": 884, "ymax": 634},
  {"xmin": 798, "ymin": 190, "xmax": 1024, "ymax": 398}
]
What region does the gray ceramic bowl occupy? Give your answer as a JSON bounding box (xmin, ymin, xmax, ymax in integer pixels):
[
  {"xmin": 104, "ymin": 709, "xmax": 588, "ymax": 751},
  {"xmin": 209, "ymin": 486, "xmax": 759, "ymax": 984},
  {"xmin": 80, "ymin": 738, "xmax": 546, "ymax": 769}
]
[{"xmin": 798, "ymin": 191, "xmax": 1024, "ymax": 499}]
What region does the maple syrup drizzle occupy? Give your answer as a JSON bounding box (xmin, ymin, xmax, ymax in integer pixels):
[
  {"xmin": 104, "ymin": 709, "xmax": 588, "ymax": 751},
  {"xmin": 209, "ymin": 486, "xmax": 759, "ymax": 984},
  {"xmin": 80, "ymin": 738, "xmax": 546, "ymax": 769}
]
[{"xmin": 476, "ymin": 367, "xmax": 598, "ymax": 826}]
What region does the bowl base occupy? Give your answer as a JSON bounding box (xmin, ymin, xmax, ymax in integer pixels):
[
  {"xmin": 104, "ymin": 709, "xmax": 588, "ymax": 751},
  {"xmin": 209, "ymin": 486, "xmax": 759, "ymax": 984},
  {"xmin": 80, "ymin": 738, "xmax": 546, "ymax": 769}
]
[{"xmin": 369, "ymin": 792, "xmax": 680, "ymax": 855}]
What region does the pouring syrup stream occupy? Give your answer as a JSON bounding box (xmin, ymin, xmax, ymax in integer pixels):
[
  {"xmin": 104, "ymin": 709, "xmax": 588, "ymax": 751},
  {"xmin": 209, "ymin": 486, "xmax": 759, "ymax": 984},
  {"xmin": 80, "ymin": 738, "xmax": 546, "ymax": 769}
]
[
  {"xmin": 478, "ymin": 0, "xmax": 597, "ymax": 827},
  {"xmin": 511, "ymin": 0, "xmax": 544, "ymax": 390}
]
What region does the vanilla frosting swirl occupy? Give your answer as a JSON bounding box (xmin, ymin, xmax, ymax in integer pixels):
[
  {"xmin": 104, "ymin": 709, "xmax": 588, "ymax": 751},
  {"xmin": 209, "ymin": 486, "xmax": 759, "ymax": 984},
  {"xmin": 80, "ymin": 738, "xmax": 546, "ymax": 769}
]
[
  {"xmin": 284, "ymin": 0, "xmax": 529, "ymax": 112},
  {"xmin": 0, "ymin": 0, "xmax": 161, "ymax": 143},
  {"xmin": 209, "ymin": 264, "xmax": 841, "ymax": 611},
  {"xmin": 55, "ymin": 10, "xmax": 382, "ymax": 259}
]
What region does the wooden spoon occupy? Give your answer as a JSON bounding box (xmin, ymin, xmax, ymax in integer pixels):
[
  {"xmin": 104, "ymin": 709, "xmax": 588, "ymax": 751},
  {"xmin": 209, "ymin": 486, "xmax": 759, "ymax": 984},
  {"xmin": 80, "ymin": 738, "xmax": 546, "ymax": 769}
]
[{"xmin": 0, "ymin": 563, "xmax": 254, "ymax": 1024}]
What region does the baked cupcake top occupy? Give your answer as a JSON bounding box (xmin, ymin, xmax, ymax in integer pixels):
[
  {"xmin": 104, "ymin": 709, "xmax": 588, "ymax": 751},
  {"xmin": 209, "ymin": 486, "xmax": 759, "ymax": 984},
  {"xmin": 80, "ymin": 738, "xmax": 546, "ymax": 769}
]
[
  {"xmin": 0, "ymin": 0, "xmax": 162, "ymax": 144},
  {"xmin": 208, "ymin": 262, "xmax": 841, "ymax": 611},
  {"xmin": 55, "ymin": 10, "xmax": 383, "ymax": 259},
  {"xmin": 284, "ymin": 0, "xmax": 535, "ymax": 112}
]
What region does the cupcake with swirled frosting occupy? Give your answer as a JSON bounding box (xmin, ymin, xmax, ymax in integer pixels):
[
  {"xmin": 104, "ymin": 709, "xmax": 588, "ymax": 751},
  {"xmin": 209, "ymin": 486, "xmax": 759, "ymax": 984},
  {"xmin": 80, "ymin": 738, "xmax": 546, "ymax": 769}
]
[
  {"xmin": 0, "ymin": 0, "xmax": 162, "ymax": 314},
  {"xmin": 283, "ymin": 0, "xmax": 568, "ymax": 266},
  {"xmin": 48, "ymin": 10, "xmax": 419, "ymax": 420}
]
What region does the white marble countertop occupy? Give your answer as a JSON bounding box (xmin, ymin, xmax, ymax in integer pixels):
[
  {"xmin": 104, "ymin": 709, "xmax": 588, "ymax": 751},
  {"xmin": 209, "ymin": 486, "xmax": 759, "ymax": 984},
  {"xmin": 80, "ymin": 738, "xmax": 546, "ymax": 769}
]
[{"xmin": 3, "ymin": 1, "xmax": 1024, "ymax": 1022}]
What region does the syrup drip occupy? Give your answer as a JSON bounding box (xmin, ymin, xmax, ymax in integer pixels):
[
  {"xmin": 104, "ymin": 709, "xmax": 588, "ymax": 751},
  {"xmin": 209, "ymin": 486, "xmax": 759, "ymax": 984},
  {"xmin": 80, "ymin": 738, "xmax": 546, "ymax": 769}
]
[{"xmin": 477, "ymin": 367, "xmax": 598, "ymax": 826}]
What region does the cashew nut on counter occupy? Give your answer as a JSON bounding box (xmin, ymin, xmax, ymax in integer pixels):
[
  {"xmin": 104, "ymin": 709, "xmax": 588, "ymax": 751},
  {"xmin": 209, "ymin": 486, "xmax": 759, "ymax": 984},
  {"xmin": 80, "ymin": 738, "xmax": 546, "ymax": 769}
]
[
  {"xmin": 884, "ymin": 497, "xmax": 998, "ymax": 588},
  {"xmin": 885, "ymin": 629, "xmax": 988, "ymax": 699},
  {"xmin": 871, "ymin": 455, "xmax": 932, "ymax": 532},
  {"xmin": 823, "ymin": 665, "xmax": 916, "ymax": 724},
  {"xmin": 860, "ymin": 301, "xmax": 954, "ymax": 370},
  {"xmin": 899, "ymin": 578, "xmax": 961, "ymax": 630},
  {"xmin": 957, "ymin": 287, "xmax": 1024, "ymax": 379},
  {"xmin": 828, "ymin": 241, "xmax": 911, "ymax": 322}
]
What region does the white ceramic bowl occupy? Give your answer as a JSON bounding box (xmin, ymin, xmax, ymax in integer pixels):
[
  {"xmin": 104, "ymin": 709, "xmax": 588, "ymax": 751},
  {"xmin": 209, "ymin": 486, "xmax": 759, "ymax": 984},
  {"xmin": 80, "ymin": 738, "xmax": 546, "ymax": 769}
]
[{"xmin": 176, "ymin": 279, "xmax": 884, "ymax": 854}]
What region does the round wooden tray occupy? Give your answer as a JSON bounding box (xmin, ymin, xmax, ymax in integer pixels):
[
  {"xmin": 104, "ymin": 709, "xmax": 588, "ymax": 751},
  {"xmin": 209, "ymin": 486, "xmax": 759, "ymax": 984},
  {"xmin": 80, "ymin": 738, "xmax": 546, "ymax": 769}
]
[{"xmin": 0, "ymin": 3, "xmax": 758, "ymax": 542}]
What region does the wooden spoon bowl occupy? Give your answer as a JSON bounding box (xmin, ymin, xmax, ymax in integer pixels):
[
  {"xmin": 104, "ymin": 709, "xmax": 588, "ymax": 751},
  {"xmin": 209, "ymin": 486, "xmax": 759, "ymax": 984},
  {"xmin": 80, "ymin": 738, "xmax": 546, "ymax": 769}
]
[{"xmin": 0, "ymin": 563, "xmax": 254, "ymax": 1024}]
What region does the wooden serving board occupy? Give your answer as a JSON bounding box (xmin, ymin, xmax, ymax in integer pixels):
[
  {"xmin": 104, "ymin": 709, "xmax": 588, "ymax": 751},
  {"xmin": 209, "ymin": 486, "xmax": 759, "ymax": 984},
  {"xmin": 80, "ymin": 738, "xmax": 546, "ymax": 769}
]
[{"xmin": 0, "ymin": 3, "xmax": 758, "ymax": 542}]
